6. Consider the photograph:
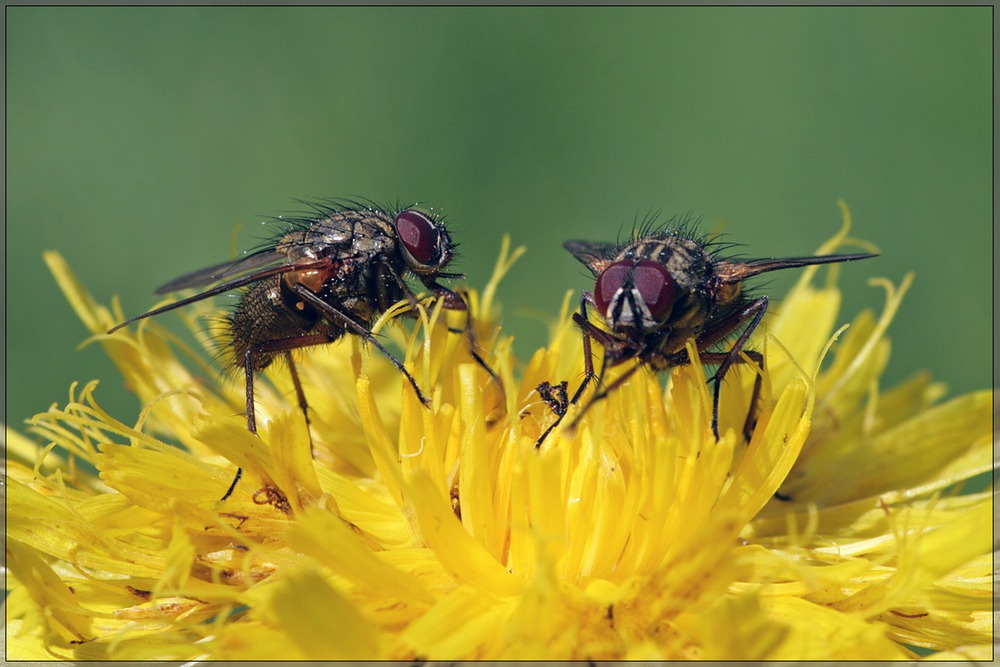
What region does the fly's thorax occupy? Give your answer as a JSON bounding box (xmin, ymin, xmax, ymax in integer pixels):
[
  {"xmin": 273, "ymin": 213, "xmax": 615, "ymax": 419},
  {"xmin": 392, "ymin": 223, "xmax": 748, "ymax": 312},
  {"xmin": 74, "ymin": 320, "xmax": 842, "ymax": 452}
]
[
  {"xmin": 619, "ymin": 235, "xmax": 713, "ymax": 292},
  {"xmin": 274, "ymin": 209, "xmax": 408, "ymax": 321},
  {"xmin": 276, "ymin": 209, "xmax": 397, "ymax": 264}
]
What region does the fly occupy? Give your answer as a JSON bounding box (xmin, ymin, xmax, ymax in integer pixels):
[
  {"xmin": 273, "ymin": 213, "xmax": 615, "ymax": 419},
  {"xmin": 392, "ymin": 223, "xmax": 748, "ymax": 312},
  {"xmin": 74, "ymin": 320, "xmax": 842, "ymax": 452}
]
[
  {"xmin": 109, "ymin": 199, "xmax": 500, "ymax": 501},
  {"xmin": 536, "ymin": 216, "xmax": 876, "ymax": 447}
]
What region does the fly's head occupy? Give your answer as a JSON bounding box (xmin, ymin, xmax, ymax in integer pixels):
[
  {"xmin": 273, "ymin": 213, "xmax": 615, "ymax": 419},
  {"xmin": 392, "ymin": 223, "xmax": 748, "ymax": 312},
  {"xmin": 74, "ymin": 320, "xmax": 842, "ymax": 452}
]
[
  {"xmin": 394, "ymin": 209, "xmax": 457, "ymax": 278},
  {"xmin": 564, "ymin": 239, "xmax": 680, "ymax": 336},
  {"xmin": 593, "ymin": 258, "xmax": 677, "ymax": 332}
]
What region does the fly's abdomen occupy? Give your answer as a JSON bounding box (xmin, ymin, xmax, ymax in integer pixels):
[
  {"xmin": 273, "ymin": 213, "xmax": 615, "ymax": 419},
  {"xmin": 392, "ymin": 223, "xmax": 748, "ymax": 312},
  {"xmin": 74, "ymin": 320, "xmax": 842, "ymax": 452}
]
[{"xmin": 227, "ymin": 276, "xmax": 325, "ymax": 372}]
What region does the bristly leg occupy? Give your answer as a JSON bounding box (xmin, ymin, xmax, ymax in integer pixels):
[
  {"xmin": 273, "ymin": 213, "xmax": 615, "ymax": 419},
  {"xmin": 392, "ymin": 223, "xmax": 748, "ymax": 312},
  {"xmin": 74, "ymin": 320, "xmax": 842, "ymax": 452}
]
[
  {"xmin": 699, "ymin": 349, "xmax": 764, "ymax": 441},
  {"xmin": 448, "ymin": 287, "xmax": 508, "ymax": 419},
  {"xmin": 690, "ymin": 295, "xmax": 770, "ymax": 440},
  {"xmin": 430, "ymin": 283, "xmax": 507, "ymax": 420},
  {"xmin": 222, "ymin": 331, "xmax": 338, "ymax": 503},
  {"xmin": 219, "ymin": 295, "xmax": 431, "ymax": 503},
  {"xmin": 535, "ymin": 295, "xmax": 601, "ymax": 448},
  {"xmin": 394, "ymin": 280, "xmax": 508, "ymax": 420},
  {"xmin": 292, "ymin": 284, "xmax": 433, "ymax": 406},
  {"xmin": 284, "ymin": 352, "xmax": 313, "ymax": 453}
]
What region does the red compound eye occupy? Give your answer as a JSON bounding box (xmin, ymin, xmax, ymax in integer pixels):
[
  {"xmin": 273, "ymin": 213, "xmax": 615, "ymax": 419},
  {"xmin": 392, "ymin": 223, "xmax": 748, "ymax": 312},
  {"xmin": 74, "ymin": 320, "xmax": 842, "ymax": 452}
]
[
  {"xmin": 632, "ymin": 259, "xmax": 676, "ymax": 320},
  {"xmin": 395, "ymin": 209, "xmax": 440, "ymax": 266},
  {"xmin": 594, "ymin": 259, "xmax": 676, "ymax": 322},
  {"xmin": 594, "ymin": 261, "xmax": 633, "ymax": 316}
]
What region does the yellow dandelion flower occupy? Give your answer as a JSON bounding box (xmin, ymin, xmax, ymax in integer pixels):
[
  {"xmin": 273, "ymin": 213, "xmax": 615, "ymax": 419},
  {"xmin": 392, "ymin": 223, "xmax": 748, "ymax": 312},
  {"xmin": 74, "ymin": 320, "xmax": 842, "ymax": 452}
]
[{"xmin": 6, "ymin": 207, "xmax": 992, "ymax": 660}]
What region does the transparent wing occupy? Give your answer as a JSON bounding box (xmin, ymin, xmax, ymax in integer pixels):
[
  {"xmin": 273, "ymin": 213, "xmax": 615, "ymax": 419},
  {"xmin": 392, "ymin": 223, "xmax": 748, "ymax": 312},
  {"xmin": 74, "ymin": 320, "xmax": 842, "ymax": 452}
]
[
  {"xmin": 154, "ymin": 249, "xmax": 288, "ymax": 294},
  {"xmin": 563, "ymin": 239, "xmax": 619, "ymax": 276},
  {"xmin": 714, "ymin": 252, "xmax": 878, "ymax": 284},
  {"xmin": 109, "ymin": 254, "xmax": 335, "ymax": 334}
]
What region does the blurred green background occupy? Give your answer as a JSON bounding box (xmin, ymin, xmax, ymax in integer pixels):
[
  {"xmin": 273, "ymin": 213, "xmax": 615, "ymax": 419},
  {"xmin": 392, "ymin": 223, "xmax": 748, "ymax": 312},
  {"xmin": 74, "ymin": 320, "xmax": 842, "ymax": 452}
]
[{"xmin": 7, "ymin": 7, "xmax": 992, "ymax": 431}]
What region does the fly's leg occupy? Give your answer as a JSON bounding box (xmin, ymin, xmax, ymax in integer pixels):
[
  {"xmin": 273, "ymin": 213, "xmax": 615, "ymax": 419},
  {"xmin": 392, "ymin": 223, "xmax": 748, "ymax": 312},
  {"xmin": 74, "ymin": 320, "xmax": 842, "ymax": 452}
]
[
  {"xmin": 563, "ymin": 357, "xmax": 640, "ymax": 435},
  {"xmin": 535, "ymin": 295, "xmax": 606, "ymax": 448},
  {"xmin": 378, "ymin": 262, "xmax": 507, "ymax": 413},
  {"xmin": 292, "ymin": 284, "xmax": 433, "ymax": 407},
  {"xmin": 223, "ymin": 331, "xmax": 340, "ymax": 503},
  {"xmin": 740, "ymin": 349, "xmax": 765, "ymax": 439},
  {"xmin": 697, "ymin": 349, "xmax": 764, "ymax": 442},
  {"xmin": 425, "ymin": 281, "xmax": 507, "ymax": 416},
  {"xmin": 223, "ymin": 469, "xmax": 244, "ymax": 503},
  {"xmin": 568, "ymin": 296, "xmax": 601, "ymax": 405},
  {"xmin": 692, "ymin": 296, "xmax": 770, "ymax": 440},
  {"xmin": 284, "ymin": 352, "xmax": 314, "ymax": 456},
  {"xmin": 221, "ymin": 284, "xmax": 437, "ymax": 503}
]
